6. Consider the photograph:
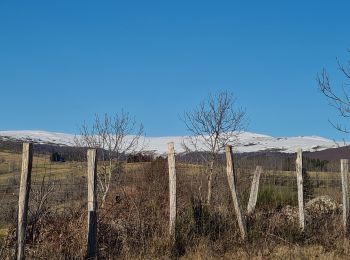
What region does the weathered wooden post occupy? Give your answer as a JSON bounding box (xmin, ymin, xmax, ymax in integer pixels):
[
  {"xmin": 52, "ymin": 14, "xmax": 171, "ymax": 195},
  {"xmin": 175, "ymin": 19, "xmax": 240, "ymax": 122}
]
[
  {"xmin": 341, "ymin": 159, "xmax": 349, "ymax": 234},
  {"xmin": 225, "ymin": 145, "xmax": 247, "ymax": 240},
  {"xmin": 17, "ymin": 143, "xmax": 33, "ymax": 260},
  {"xmin": 247, "ymin": 166, "xmax": 263, "ymax": 216},
  {"xmin": 167, "ymin": 142, "xmax": 177, "ymax": 243},
  {"xmin": 87, "ymin": 149, "xmax": 98, "ymax": 259},
  {"xmin": 296, "ymin": 148, "xmax": 305, "ymax": 231}
]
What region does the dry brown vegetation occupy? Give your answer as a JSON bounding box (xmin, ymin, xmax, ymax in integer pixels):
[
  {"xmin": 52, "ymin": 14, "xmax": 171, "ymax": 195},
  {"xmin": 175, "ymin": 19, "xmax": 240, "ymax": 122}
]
[{"xmin": 0, "ymin": 150, "xmax": 350, "ymax": 259}]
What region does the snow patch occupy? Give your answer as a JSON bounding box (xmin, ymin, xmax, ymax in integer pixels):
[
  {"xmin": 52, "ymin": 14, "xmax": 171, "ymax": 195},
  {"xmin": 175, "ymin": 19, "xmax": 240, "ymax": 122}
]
[{"xmin": 0, "ymin": 130, "xmax": 345, "ymax": 154}]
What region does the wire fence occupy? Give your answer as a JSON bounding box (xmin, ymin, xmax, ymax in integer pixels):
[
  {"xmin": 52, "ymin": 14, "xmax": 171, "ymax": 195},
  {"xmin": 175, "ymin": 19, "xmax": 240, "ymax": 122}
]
[
  {"xmin": 176, "ymin": 154, "xmax": 344, "ymax": 212},
  {"xmin": 0, "ymin": 145, "xmax": 347, "ymax": 258},
  {"xmin": 0, "ymin": 148, "xmax": 89, "ymax": 257}
]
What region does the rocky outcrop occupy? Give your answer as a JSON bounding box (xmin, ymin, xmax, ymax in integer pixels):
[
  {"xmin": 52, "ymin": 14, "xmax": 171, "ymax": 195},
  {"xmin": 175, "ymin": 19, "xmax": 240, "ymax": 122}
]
[
  {"xmin": 305, "ymin": 195, "xmax": 341, "ymax": 216},
  {"xmin": 280, "ymin": 195, "xmax": 340, "ymax": 224}
]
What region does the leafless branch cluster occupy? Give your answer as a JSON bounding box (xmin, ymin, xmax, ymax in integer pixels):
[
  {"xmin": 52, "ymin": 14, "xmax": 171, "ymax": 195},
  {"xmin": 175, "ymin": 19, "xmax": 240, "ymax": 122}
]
[
  {"xmin": 183, "ymin": 91, "xmax": 246, "ymax": 156},
  {"xmin": 29, "ymin": 176, "xmax": 55, "ymax": 242},
  {"xmin": 75, "ymin": 112, "xmax": 144, "ymax": 206},
  {"xmin": 317, "ymin": 50, "xmax": 350, "ymax": 133},
  {"xmin": 182, "ymin": 91, "xmax": 247, "ymax": 204}
]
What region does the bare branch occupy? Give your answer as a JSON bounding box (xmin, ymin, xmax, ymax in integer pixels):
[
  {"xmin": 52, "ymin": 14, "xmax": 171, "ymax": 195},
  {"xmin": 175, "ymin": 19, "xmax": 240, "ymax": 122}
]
[
  {"xmin": 318, "ymin": 51, "xmax": 350, "ymax": 133},
  {"xmin": 182, "ymin": 91, "xmax": 247, "ymax": 204},
  {"xmin": 75, "ymin": 112, "xmax": 144, "ymax": 207}
]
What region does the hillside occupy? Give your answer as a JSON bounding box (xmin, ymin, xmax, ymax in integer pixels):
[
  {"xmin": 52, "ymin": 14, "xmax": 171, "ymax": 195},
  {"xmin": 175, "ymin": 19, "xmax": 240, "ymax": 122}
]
[{"xmin": 0, "ymin": 130, "xmax": 346, "ymax": 154}]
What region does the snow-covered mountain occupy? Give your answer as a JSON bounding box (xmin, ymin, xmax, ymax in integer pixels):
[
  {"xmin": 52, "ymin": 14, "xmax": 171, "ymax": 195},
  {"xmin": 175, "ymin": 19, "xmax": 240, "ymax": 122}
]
[{"xmin": 0, "ymin": 130, "xmax": 345, "ymax": 154}]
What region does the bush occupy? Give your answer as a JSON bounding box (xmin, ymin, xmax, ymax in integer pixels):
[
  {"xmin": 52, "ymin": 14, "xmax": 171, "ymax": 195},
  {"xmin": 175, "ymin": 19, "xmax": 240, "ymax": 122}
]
[
  {"xmin": 257, "ymin": 186, "xmax": 298, "ymax": 209},
  {"xmin": 50, "ymin": 152, "xmax": 65, "ymax": 162}
]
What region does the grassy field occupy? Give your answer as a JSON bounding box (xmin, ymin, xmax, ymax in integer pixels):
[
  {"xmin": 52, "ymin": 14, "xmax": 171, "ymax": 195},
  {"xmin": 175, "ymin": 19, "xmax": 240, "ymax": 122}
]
[{"xmin": 0, "ymin": 150, "xmax": 85, "ymax": 184}]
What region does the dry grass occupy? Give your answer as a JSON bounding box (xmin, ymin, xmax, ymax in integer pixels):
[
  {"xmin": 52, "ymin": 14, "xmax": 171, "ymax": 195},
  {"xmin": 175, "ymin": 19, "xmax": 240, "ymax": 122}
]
[{"xmin": 0, "ymin": 152, "xmax": 349, "ymax": 259}]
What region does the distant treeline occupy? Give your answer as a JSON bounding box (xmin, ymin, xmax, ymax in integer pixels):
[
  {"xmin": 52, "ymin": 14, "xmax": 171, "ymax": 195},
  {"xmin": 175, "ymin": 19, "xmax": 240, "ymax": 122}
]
[
  {"xmin": 178, "ymin": 151, "xmax": 333, "ymax": 172},
  {"xmin": 0, "ymin": 139, "xmax": 345, "ymax": 171},
  {"xmin": 0, "ymin": 139, "xmax": 154, "ymax": 163}
]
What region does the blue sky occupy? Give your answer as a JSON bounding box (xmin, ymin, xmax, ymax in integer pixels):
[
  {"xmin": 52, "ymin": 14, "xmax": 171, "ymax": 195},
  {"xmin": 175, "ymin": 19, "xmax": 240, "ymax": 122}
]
[{"xmin": 1, "ymin": 1, "xmax": 350, "ymax": 139}]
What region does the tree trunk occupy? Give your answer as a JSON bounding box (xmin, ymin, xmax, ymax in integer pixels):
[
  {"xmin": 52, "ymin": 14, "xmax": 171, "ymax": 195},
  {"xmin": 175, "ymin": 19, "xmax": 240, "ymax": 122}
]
[
  {"xmin": 206, "ymin": 160, "xmax": 214, "ymax": 205},
  {"xmin": 100, "ymin": 181, "xmax": 110, "ymax": 209},
  {"xmin": 100, "ymin": 160, "xmax": 114, "ymax": 208}
]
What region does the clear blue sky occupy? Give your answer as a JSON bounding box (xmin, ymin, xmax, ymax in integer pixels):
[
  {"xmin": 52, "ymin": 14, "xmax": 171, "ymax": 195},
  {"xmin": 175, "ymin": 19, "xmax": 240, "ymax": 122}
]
[{"xmin": 1, "ymin": 1, "xmax": 350, "ymax": 139}]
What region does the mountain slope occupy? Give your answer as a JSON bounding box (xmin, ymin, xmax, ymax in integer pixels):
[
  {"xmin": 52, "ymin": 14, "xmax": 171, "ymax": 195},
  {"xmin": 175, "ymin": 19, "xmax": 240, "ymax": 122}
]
[{"xmin": 0, "ymin": 130, "xmax": 344, "ymax": 154}]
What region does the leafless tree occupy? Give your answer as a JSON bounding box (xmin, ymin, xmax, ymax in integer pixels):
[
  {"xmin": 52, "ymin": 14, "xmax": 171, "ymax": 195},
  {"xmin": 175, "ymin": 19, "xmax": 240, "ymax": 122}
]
[
  {"xmin": 75, "ymin": 112, "xmax": 144, "ymax": 207},
  {"xmin": 318, "ymin": 50, "xmax": 350, "ymax": 133},
  {"xmin": 29, "ymin": 176, "xmax": 55, "ymax": 242},
  {"xmin": 182, "ymin": 91, "xmax": 246, "ymax": 205}
]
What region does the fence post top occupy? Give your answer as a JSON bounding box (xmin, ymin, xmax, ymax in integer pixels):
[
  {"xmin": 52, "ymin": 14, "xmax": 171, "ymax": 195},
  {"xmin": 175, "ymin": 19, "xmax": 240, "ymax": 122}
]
[
  {"xmin": 167, "ymin": 142, "xmax": 174, "ymax": 150},
  {"xmin": 297, "ymin": 148, "xmax": 302, "ymax": 154},
  {"xmin": 225, "ymin": 145, "xmax": 232, "ymax": 152}
]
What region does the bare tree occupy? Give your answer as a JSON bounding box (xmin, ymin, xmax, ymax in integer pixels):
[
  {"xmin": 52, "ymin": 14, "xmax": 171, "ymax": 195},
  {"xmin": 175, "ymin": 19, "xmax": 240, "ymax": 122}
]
[
  {"xmin": 29, "ymin": 176, "xmax": 55, "ymax": 242},
  {"xmin": 75, "ymin": 112, "xmax": 144, "ymax": 207},
  {"xmin": 182, "ymin": 91, "xmax": 246, "ymax": 205},
  {"xmin": 318, "ymin": 50, "xmax": 350, "ymax": 133}
]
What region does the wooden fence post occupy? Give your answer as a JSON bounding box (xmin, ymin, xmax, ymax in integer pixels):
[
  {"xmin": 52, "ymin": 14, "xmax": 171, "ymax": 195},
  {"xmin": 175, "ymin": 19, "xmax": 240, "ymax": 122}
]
[
  {"xmin": 296, "ymin": 148, "xmax": 305, "ymax": 231},
  {"xmin": 167, "ymin": 142, "xmax": 177, "ymax": 243},
  {"xmin": 247, "ymin": 166, "xmax": 262, "ymax": 216},
  {"xmin": 87, "ymin": 149, "xmax": 98, "ymax": 259},
  {"xmin": 341, "ymin": 159, "xmax": 349, "ymax": 234},
  {"xmin": 17, "ymin": 143, "xmax": 33, "ymax": 260},
  {"xmin": 225, "ymin": 145, "xmax": 247, "ymax": 240}
]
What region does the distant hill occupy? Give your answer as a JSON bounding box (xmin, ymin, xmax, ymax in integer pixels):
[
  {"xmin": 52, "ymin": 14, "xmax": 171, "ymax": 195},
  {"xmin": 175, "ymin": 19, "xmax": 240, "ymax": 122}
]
[
  {"xmin": 1, "ymin": 133, "xmax": 349, "ymax": 172},
  {"xmin": 304, "ymin": 146, "xmax": 350, "ymax": 161},
  {"xmin": 0, "ymin": 130, "xmax": 346, "ymax": 154}
]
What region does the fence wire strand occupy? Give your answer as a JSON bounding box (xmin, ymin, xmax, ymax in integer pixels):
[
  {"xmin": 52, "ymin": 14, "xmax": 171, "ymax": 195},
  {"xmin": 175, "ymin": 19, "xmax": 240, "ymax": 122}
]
[{"xmin": 0, "ymin": 146, "xmax": 348, "ymax": 258}]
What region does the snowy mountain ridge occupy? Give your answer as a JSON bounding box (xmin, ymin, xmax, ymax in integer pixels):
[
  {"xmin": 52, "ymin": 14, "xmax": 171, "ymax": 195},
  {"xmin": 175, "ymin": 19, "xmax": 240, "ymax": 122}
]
[{"xmin": 0, "ymin": 130, "xmax": 344, "ymax": 154}]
